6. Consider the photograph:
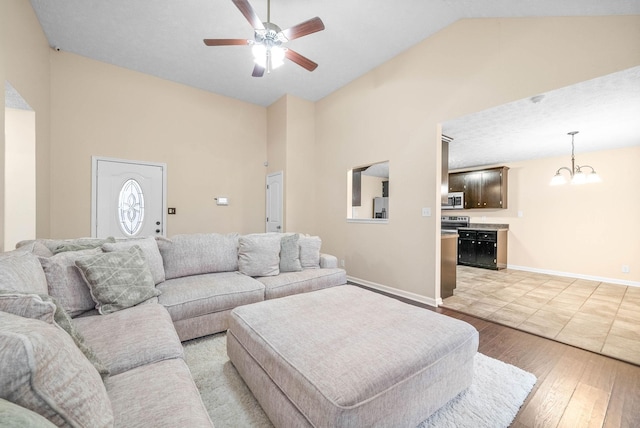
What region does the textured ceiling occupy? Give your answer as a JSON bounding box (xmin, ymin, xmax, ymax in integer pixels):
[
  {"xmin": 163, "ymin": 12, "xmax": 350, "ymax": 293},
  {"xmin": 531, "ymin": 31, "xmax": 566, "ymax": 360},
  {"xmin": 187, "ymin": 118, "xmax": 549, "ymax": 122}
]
[
  {"xmin": 29, "ymin": 0, "xmax": 640, "ymax": 107},
  {"xmin": 27, "ymin": 1, "xmax": 640, "ymax": 167},
  {"xmin": 444, "ymin": 66, "xmax": 640, "ymax": 169}
]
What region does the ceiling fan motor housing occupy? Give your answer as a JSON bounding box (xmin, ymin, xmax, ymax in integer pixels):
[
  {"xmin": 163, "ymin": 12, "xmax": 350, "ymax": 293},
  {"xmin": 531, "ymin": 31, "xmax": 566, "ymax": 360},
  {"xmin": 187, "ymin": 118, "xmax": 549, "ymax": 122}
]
[{"xmin": 254, "ymin": 22, "xmax": 287, "ymax": 48}]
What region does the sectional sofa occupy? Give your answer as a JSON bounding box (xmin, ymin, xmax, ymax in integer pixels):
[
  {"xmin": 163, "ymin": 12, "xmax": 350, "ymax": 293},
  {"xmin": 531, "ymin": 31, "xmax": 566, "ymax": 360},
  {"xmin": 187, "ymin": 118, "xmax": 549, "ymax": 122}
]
[{"xmin": 0, "ymin": 232, "xmax": 346, "ymax": 427}]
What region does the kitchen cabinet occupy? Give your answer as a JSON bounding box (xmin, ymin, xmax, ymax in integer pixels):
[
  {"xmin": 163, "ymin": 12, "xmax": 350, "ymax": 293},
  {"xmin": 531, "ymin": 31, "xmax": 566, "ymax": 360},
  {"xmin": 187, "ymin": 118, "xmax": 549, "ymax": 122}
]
[
  {"xmin": 448, "ymin": 173, "xmax": 465, "ymax": 193},
  {"xmin": 458, "ymin": 228, "xmax": 508, "ymax": 270},
  {"xmin": 448, "ymin": 166, "xmax": 508, "ymax": 209}
]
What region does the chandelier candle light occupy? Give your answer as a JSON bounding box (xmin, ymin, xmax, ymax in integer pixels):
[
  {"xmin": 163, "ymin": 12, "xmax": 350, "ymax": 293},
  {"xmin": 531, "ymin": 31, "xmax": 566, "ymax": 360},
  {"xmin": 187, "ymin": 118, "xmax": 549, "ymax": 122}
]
[{"xmin": 550, "ymin": 131, "xmax": 602, "ymax": 186}]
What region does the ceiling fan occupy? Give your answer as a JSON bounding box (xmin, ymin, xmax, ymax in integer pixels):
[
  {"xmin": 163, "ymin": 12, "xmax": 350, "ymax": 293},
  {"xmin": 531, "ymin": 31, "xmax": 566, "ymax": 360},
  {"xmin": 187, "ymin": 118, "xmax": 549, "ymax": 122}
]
[{"xmin": 203, "ymin": 0, "xmax": 325, "ymax": 77}]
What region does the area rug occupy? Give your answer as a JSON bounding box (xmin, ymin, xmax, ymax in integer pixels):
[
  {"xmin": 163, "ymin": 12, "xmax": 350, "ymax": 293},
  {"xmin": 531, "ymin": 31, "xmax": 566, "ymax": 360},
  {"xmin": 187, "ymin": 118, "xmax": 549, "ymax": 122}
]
[{"xmin": 184, "ymin": 332, "xmax": 536, "ymax": 427}]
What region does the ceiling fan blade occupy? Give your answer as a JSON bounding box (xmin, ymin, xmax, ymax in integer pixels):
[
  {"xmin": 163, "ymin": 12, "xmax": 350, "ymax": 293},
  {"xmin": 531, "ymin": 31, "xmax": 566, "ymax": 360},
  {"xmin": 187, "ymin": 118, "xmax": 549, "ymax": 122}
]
[
  {"xmin": 252, "ymin": 64, "xmax": 265, "ymax": 77},
  {"xmin": 203, "ymin": 38, "xmax": 249, "ymax": 46},
  {"xmin": 285, "ymin": 49, "xmax": 318, "ymax": 72},
  {"xmin": 281, "ymin": 17, "xmax": 325, "ymax": 41},
  {"xmin": 232, "ymin": 0, "xmax": 265, "ymax": 30}
]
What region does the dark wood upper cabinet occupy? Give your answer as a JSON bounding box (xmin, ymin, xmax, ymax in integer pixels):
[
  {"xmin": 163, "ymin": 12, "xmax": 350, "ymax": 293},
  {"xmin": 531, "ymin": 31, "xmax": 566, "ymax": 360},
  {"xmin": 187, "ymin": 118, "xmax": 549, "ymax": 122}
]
[
  {"xmin": 449, "ymin": 166, "xmax": 508, "ymax": 209},
  {"xmin": 448, "ymin": 173, "xmax": 465, "ymax": 193}
]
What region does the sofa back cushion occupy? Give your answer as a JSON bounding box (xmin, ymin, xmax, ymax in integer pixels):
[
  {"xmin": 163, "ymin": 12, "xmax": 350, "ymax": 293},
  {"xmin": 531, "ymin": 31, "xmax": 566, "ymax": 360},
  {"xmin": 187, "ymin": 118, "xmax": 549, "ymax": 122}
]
[
  {"xmin": 102, "ymin": 237, "xmax": 166, "ymax": 284},
  {"xmin": 157, "ymin": 233, "xmax": 239, "ymax": 280},
  {"xmin": 0, "ymin": 311, "xmax": 114, "ymax": 427},
  {"xmin": 238, "ymin": 234, "xmax": 281, "ymax": 277},
  {"xmin": 0, "ymin": 251, "xmax": 48, "ymax": 295},
  {"xmin": 39, "ymin": 248, "xmax": 101, "ymax": 317}
]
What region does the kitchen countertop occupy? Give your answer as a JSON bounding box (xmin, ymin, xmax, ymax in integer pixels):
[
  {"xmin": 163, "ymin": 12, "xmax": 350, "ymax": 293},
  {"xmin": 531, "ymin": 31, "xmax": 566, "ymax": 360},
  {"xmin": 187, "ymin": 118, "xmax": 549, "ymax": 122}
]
[{"xmin": 460, "ymin": 223, "xmax": 509, "ymax": 231}]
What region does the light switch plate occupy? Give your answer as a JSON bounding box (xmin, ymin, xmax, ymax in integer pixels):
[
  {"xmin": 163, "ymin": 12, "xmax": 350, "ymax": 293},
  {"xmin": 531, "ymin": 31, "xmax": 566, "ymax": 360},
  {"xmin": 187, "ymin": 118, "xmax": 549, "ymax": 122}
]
[
  {"xmin": 422, "ymin": 207, "xmax": 431, "ymax": 217},
  {"xmin": 216, "ymin": 197, "xmax": 228, "ymax": 206}
]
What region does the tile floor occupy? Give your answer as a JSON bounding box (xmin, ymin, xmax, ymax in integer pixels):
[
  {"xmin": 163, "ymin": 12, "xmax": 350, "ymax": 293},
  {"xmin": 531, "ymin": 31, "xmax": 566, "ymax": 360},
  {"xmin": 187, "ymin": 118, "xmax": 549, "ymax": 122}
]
[{"xmin": 442, "ymin": 266, "xmax": 640, "ymax": 366}]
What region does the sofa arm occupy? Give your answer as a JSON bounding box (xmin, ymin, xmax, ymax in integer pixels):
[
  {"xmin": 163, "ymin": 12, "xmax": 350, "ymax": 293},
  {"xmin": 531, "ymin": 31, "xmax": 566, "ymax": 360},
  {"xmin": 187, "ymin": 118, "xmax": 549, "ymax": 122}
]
[{"xmin": 319, "ymin": 253, "xmax": 338, "ymax": 269}]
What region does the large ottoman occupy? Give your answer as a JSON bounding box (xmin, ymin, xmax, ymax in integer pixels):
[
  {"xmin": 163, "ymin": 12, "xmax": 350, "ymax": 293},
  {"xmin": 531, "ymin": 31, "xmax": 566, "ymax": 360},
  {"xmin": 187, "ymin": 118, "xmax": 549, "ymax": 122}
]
[{"xmin": 227, "ymin": 285, "xmax": 479, "ymax": 427}]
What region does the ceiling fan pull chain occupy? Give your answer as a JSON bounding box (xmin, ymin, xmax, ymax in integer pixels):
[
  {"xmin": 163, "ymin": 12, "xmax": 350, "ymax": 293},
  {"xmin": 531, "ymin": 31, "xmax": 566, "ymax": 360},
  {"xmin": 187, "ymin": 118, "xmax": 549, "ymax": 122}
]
[{"xmin": 267, "ymin": 0, "xmax": 270, "ymax": 24}]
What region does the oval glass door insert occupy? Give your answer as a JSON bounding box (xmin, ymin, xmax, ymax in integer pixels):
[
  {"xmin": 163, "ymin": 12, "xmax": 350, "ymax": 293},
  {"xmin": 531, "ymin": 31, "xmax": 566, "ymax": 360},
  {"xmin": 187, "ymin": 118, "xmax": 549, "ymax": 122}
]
[{"xmin": 118, "ymin": 179, "xmax": 145, "ymax": 236}]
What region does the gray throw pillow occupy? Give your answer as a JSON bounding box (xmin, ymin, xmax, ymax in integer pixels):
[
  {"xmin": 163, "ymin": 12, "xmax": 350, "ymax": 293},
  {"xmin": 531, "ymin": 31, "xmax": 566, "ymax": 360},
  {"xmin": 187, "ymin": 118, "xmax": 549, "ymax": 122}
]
[
  {"xmin": 0, "ymin": 291, "xmax": 109, "ymax": 379},
  {"xmin": 0, "ymin": 250, "xmax": 49, "ymax": 295},
  {"xmin": 299, "ymin": 235, "xmax": 322, "ymax": 269},
  {"xmin": 238, "ymin": 234, "xmax": 281, "ymax": 277},
  {"xmin": 75, "ymin": 245, "xmax": 160, "ymax": 315},
  {"xmin": 39, "ymin": 248, "xmax": 102, "ymax": 317},
  {"xmin": 0, "ymin": 311, "xmax": 114, "ymax": 427},
  {"xmin": 103, "ymin": 236, "xmax": 166, "ymax": 284},
  {"xmin": 280, "ymin": 234, "xmax": 302, "ymax": 272}
]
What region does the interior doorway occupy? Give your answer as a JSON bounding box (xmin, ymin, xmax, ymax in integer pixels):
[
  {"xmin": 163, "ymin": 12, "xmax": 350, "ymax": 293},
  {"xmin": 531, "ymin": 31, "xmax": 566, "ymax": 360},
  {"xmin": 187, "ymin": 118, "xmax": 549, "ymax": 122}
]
[
  {"xmin": 266, "ymin": 171, "xmax": 283, "ymax": 232},
  {"xmin": 4, "ymin": 82, "xmax": 36, "ymax": 251}
]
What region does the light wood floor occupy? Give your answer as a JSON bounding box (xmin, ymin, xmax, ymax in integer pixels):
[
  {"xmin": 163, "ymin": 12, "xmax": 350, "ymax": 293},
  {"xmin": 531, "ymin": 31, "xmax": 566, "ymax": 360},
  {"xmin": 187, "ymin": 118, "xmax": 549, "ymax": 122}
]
[
  {"xmin": 357, "ymin": 284, "xmax": 640, "ymax": 427},
  {"xmin": 436, "ymin": 307, "xmax": 640, "ymax": 428},
  {"xmin": 442, "ymin": 266, "xmax": 640, "ymax": 366}
]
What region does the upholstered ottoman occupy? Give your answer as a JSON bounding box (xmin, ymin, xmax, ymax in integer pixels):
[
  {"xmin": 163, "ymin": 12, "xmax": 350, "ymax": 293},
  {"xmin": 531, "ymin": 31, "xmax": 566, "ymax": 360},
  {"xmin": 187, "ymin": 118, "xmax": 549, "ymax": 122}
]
[{"xmin": 227, "ymin": 285, "xmax": 479, "ymax": 427}]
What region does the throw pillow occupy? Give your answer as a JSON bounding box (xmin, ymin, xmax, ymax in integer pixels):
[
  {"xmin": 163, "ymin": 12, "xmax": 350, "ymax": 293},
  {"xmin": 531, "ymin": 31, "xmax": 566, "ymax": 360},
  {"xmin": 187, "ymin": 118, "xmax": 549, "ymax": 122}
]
[
  {"xmin": 279, "ymin": 234, "xmax": 302, "ymax": 272},
  {"xmin": 0, "ymin": 311, "xmax": 114, "ymax": 427},
  {"xmin": 75, "ymin": 245, "xmax": 160, "ymax": 314},
  {"xmin": 299, "ymin": 235, "xmax": 322, "ymax": 269},
  {"xmin": 51, "ymin": 237, "xmax": 116, "ymax": 254},
  {"xmin": 39, "ymin": 248, "xmax": 102, "ymax": 317},
  {"xmin": 102, "ymin": 236, "xmax": 166, "ymax": 284},
  {"xmin": 0, "ymin": 250, "xmax": 48, "ymax": 295},
  {"xmin": 0, "ymin": 398, "xmax": 58, "ymax": 428},
  {"xmin": 0, "ymin": 291, "xmax": 109, "ymax": 379},
  {"xmin": 238, "ymin": 234, "xmax": 281, "ymax": 277}
]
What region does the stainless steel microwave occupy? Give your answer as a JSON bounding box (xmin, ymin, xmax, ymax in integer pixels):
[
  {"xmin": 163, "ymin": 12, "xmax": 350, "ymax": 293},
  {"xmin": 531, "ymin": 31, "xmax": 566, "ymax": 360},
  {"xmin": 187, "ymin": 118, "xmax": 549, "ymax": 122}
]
[{"xmin": 442, "ymin": 192, "xmax": 464, "ymax": 210}]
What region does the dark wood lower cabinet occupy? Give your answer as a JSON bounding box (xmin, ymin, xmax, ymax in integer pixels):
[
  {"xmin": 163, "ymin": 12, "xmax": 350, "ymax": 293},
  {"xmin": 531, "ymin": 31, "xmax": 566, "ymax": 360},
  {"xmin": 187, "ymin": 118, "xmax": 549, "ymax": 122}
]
[{"xmin": 458, "ymin": 229, "xmax": 507, "ymax": 270}]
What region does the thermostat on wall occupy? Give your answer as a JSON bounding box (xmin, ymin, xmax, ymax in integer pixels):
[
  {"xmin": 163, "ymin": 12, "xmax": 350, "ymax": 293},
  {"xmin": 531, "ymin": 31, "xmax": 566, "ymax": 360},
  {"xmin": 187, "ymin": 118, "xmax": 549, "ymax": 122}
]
[{"xmin": 215, "ymin": 197, "xmax": 229, "ymax": 206}]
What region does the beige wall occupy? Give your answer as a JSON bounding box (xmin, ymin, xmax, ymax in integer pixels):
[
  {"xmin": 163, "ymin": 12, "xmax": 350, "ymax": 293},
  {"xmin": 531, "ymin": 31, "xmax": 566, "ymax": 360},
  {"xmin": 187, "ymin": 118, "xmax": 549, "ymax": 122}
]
[
  {"xmin": 1, "ymin": 0, "xmax": 52, "ymax": 249},
  {"xmin": 314, "ymin": 17, "xmax": 640, "ymax": 303},
  {"xmin": 49, "ymin": 52, "xmax": 267, "ymax": 237},
  {"xmin": 266, "ymin": 94, "xmax": 316, "ymax": 234},
  {"xmin": 449, "ymin": 145, "xmax": 640, "ymax": 284}
]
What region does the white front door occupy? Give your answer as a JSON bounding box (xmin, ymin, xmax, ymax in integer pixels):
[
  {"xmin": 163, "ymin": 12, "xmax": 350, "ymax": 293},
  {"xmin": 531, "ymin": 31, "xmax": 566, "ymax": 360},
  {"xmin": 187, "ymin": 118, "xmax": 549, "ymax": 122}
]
[
  {"xmin": 92, "ymin": 157, "xmax": 166, "ymax": 238},
  {"xmin": 266, "ymin": 171, "xmax": 283, "ymax": 232}
]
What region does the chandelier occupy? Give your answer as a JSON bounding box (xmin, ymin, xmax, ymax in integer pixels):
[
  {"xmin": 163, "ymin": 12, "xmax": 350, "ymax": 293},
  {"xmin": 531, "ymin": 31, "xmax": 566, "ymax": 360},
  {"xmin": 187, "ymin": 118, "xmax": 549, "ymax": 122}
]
[{"xmin": 550, "ymin": 131, "xmax": 601, "ymax": 185}]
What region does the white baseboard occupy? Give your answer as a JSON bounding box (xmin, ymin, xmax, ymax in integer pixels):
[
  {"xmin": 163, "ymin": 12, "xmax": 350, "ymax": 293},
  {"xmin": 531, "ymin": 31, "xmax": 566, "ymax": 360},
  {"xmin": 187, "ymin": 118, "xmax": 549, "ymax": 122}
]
[
  {"xmin": 347, "ymin": 276, "xmax": 440, "ymax": 307},
  {"xmin": 507, "ymin": 264, "xmax": 640, "ymax": 288}
]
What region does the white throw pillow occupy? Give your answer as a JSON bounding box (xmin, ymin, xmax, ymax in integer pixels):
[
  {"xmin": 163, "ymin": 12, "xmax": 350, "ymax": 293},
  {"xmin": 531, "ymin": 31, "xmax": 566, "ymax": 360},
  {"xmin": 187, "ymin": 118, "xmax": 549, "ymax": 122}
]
[
  {"xmin": 299, "ymin": 235, "xmax": 322, "ymax": 269},
  {"xmin": 238, "ymin": 234, "xmax": 282, "ymax": 277}
]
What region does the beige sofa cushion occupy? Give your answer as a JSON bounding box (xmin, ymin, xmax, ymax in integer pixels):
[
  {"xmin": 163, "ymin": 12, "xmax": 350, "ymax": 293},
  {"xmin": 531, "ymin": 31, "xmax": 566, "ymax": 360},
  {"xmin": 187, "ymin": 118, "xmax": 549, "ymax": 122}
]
[
  {"xmin": 157, "ymin": 272, "xmax": 265, "ymax": 322},
  {"xmin": 105, "ymin": 358, "xmax": 214, "ymax": 427},
  {"xmin": 75, "ymin": 246, "xmax": 160, "ymax": 315},
  {"xmin": 158, "ymin": 233, "xmax": 239, "ymax": 279},
  {"xmin": 73, "ymin": 303, "xmax": 183, "ymax": 376},
  {"xmin": 39, "ymin": 248, "xmax": 100, "ymax": 317},
  {"xmin": 0, "ymin": 398, "xmax": 57, "ymax": 428},
  {"xmin": 238, "ymin": 234, "xmax": 281, "ymax": 277},
  {"xmin": 0, "ymin": 311, "xmax": 114, "ymax": 427},
  {"xmin": 0, "ymin": 250, "xmax": 48, "ymax": 295},
  {"xmin": 257, "ymin": 268, "xmax": 346, "ymax": 300}
]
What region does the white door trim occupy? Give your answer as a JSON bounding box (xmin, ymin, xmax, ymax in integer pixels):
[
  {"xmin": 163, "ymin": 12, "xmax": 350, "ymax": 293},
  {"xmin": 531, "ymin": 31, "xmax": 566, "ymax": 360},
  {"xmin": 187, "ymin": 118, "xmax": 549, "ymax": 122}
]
[{"xmin": 91, "ymin": 156, "xmax": 168, "ymax": 238}]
